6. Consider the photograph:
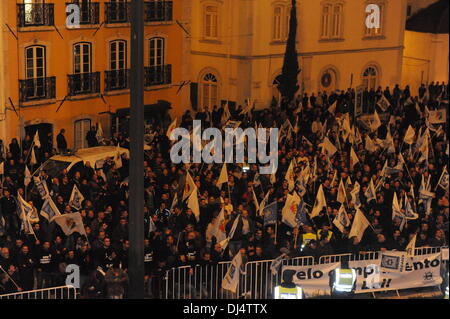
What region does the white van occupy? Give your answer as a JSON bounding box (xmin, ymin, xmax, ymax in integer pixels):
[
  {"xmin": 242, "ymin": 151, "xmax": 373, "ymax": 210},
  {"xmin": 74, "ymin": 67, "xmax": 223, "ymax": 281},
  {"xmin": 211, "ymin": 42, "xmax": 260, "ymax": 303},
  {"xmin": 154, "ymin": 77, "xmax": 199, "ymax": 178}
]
[{"xmin": 40, "ymin": 146, "xmax": 130, "ymax": 177}]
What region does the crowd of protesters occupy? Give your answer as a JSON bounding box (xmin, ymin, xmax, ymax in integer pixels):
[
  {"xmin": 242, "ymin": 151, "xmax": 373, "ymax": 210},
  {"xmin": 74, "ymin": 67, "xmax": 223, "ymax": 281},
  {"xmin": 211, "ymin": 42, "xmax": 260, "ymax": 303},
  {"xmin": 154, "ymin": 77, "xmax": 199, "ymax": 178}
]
[{"xmin": 0, "ymin": 81, "xmax": 448, "ymax": 299}]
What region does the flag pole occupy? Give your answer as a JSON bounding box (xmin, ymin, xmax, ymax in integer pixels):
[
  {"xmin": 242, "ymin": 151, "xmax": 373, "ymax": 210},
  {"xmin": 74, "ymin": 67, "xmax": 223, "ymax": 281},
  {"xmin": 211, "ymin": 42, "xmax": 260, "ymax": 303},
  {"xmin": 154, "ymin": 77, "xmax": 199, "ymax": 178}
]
[{"xmin": 0, "ymin": 266, "xmax": 21, "ymax": 290}]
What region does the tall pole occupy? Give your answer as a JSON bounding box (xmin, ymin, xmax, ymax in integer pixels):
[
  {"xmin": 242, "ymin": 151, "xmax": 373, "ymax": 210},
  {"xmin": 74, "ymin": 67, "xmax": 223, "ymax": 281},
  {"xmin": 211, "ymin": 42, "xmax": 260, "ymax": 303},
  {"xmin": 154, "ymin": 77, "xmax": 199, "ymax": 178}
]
[{"xmin": 129, "ymin": 0, "xmax": 145, "ymax": 299}]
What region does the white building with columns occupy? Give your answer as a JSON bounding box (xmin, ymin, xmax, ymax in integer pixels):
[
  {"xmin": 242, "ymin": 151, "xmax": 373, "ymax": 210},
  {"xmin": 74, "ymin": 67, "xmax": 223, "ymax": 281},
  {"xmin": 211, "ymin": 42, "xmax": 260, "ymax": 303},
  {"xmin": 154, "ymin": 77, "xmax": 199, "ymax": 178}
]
[{"xmin": 189, "ymin": 0, "xmax": 407, "ymax": 110}]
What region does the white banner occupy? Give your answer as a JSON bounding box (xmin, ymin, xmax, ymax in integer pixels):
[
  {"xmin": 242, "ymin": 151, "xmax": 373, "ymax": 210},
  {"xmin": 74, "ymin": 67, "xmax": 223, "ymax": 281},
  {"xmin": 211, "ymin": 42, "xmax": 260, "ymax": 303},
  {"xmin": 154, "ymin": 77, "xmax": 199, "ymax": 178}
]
[
  {"xmin": 282, "ymin": 263, "xmax": 339, "ymax": 298},
  {"xmin": 350, "ymin": 253, "xmax": 443, "ymax": 293},
  {"xmin": 282, "ymin": 253, "xmax": 443, "ymax": 296}
]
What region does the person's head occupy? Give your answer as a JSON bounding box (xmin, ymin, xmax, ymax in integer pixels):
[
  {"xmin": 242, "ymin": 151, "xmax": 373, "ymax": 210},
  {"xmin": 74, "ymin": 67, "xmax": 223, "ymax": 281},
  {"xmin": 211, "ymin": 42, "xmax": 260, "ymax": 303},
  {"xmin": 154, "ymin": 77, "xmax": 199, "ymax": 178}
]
[
  {"xmin": 103, "ymin": 237, "xmax": 111, "ymax": 248},
  {"xmin": 282, "ymin": 269, "xmax": 296, "ymax": 284},
  {"xmin": 0, "ymin": 247, "xmax": 9, "ymax": 258},
  {"xmin": 60, "ymin": 129, "xmax": 65, "ymax": 134}
]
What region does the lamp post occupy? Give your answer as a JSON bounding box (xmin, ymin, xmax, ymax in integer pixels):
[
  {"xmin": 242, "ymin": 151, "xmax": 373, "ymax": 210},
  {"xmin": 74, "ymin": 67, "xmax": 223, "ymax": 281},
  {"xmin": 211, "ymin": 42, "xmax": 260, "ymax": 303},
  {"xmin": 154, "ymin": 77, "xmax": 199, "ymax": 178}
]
[{"xmin": 129, "ymin": 0, "xmax": 145, "ymax": 299}]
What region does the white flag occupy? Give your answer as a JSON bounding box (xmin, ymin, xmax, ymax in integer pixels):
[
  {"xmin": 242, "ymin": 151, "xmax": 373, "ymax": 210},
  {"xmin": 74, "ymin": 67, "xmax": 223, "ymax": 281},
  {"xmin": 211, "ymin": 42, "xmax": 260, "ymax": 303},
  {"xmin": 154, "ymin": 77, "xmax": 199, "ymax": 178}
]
[
  {"xmin": 182, "ymin": 171, "xmax": 197, "ymax": 201},
  {"xmin": 258, "ymin": 191, "xmax": 270, "ymax": 216},
  {"xmin": 187, "ymin": 187, "xmax": 200, "ymax": 221},
  {"xmin": 377, "ymin": 95, "xmax": 391, "ymax": 112},
  {"xmin": 222, "ymin": 251, "xmax": 243, "ymax": 293},
  {"xmin": 328, "ymin": 101, "xmax": 337, "ymax": 114},
  {"xmin": 40, "ymin": 196, "xmax": 62, "ymax": 221},
  {"xmin": 370, "ymin": 110, "xmax": 382, "ymax": 132},
  {"xmin": 33, "ymin": 131, "xmax": 41, "ymax": 148},
  {"xmin": 320, "ymin": 137, "xmax": 338, "ymax": 158},
  {"xmin": 349, "ymin": 208, "xmax": 370, "ymax": 242},
  {"xmin": 364, "ymin": 179, "xmax": 377, "ymax": 202},
  {"xmin": 216, "ymin": 163, "xmax": 228, "ymax": 188},
  {"xmin": 437, "ymin": 166, "xmax": 449, "ymax": 190},
  {"xmin": 114, "ymin": 144, "xmax": 123, "ymax": 169},
  {"xmin": 285, "ymin": 160, "xmax": 295, "ymax": 192},
  {"xmin": 365, "ymin": 135, "xmax": 379, "ymax": 153},
  {"xmin": 69, "ymin": 185, "xmax": 85, "ymax": 210},
  {"xmin": 96, "ymin": 122, "xmax": 103, "ymax": 142},
  {"xmin": 403, "ymin": 125, "xmax": 415, "ymax": 145},
  {"xmin": 337, "ymin": 179, "xmax": 347, "ymax": 204},
  {"xmin": 282, "ymin": 192, "xmax": 301, "ymax": 228},
  {"xmin": 30, "ymin": 147, "xmax": 37, "ymax": 166},
  {"xmin": 350, "ymin": 181, "xmax": 361, "ymax": 208},
  {"xmin": 333, "ymin": 204, "xmax": 350, "ymax": 233},
  {"xmin": 24, "ymin": 165, "xmax": 32, "ymax": 187},
  {"xmin": 252, "ymin": 188, "xmax": 260, "ymax": 213},
  {"xmin": 405, "ymin": 234, "xmax": 417, "ymax": 256},
  {"xmin": 211, "ymin": 208, "xmax": 227, "ymax": 244},
  {"xmin": 166, "ymin": 118, "xmax": 178, "ymax": 139},
  {"xmin": 310, "ymin": 184, "xmax": 326, "ymax": 218},
  {"xmin": 350, "ymin": 147, "xmax": 359, "ymax": 166},
  {"xmin": 53, "ymin": 212, "xmax": 87, "ymax": 237}
]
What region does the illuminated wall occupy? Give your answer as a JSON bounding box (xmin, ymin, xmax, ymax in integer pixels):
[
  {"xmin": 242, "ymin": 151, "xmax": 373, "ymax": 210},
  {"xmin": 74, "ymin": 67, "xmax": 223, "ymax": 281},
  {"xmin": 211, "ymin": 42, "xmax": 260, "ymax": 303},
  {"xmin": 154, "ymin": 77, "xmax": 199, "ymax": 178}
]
[{"xmin": 1, "ymin": 0, "xmax": 187, "ymax": 150}]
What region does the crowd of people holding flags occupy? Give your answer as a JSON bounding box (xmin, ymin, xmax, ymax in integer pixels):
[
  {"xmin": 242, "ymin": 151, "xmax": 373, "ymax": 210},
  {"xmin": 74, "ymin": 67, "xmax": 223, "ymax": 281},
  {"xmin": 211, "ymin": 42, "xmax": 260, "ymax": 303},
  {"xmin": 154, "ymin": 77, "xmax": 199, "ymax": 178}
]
[{"xmin": 0, "ymin": 81, "xmax": 448, "ymax": 298}]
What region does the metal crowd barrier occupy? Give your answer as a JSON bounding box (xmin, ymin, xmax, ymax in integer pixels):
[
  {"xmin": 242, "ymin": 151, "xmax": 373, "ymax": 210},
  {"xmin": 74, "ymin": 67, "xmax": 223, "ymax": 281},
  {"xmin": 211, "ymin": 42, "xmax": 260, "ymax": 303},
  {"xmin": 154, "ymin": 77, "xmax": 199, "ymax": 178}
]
[
  {"xmin": 162, "ymin": 246, "xmax": 448, "ymax": 299},
  {"xmin": 164, "ymin": 261, "xmax": 234, "ymax": 299},
  {"xmin": 242, "ymin": 256, "xmax": 314, "ymax": 299},
  {"xmin": 0, "ymin": 285, "xmax": 78, "ymax": 300}
]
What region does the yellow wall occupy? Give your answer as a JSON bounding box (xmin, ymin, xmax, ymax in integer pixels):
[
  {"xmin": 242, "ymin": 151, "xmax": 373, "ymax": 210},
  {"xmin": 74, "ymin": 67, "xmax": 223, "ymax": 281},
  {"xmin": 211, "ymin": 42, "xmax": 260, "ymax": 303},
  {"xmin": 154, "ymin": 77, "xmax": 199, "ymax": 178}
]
[
  {"xmin": 402, "ymin": 30, "xmax": 449, "ymax": 93},
  {"xmin": 190, "ymin": 0, "xmax": 407, "ymax": 110},
  {"xmin": 1, "ymin": 0, "xmax": 187, "ymax": 150}
]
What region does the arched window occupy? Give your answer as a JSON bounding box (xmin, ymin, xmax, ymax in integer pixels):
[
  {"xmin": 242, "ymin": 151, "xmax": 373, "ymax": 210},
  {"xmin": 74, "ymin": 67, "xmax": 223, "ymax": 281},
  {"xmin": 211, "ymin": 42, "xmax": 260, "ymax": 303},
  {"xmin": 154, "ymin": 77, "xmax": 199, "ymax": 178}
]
[
  {"xmin": 362, "ymin": 66, "xmax": 378, "ymax": 90},
  {"xmin": 200, "ymin": 73, "xmax": 219, "ymax": 109},
  {"xmin": 204, "ymin": 5, "xmax": 218, "ymax": 39},
  {"xmin": 24, "ymin": 45, "xmax": 46, "ymax": 98},
  {"xmin": 149, "ymin": 37, "xmax": 164, "ymax": 68},
  {"xmin": 73, "ymin": 42, "xmax": 92, "ymax": 74}
]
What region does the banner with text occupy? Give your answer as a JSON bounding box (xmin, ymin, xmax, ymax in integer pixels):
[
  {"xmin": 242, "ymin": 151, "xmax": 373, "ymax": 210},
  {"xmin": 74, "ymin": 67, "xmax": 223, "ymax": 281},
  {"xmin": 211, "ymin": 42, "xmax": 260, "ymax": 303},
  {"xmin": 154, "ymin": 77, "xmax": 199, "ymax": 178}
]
[{"xmin": 282, "ymin": 253, "xmax": 443, "ymax": 295}]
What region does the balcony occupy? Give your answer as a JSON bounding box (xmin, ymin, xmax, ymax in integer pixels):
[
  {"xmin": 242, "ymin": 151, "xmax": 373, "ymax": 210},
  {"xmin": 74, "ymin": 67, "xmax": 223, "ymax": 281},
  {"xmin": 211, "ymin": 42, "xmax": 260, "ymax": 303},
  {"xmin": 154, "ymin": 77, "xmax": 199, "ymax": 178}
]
[
  {"xmin": 17, "ymin": 4, "xmax": 54, "ymax": 27},
  {"xmin": 105, "ymin": 69, "xmax": 129, "ymax": 91},
  {"xmin": 145, "ymin": 65, "xmax": 171, "ymax": 87},
  {"xmin": 105, "ymin": 2, "xmax": 130, "ymax": 24},
  {"xmin": 19, "ymin": 77, "xmax": 56, "ymax": 103},
  {"xmin": 66, "ymin": 2, "xmax": 100, "ymax": 25},
  {"xmin": 144, "ymin": 1, "xmax": 173, "ymax": 23},
  {"xmin": 68, "ymin": 72, "xmax": 100, "ymax": 96}
]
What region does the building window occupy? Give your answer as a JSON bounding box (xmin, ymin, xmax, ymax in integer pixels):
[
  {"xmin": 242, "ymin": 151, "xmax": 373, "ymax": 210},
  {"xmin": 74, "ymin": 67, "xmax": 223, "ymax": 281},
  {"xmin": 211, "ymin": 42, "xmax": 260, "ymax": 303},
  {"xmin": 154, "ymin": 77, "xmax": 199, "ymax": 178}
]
[
  {"xmin": 204, "ymin": 5, "xmax": 218, "ymax": 39},
  {"xmin": 144, "ymin": 0, "xmax": 173, "ymax": 22},
  {"xmin": 74, "ymin": 119, "xmax": 92, "ymax": 150},
  {"xmin": 362, "ymin": 66, "xmax": 378, "ymax": 90},
  {"xmin": 200, "ymin": 73, "xmax": 219, "ymax": 109},
  {"xmin": 105, "ymin": 0, "xmax": 129, "ymax": 24},
  {"xmin": 68, "ymin": 0, "xmax": 100, "ymax": 25},
  {"xmin": 321, "ymin": 2, "xmax": 343, "ymax": 39},
  {"xmin": 145, "ymin": 37, "xmax": 171, "ymax": 86},
  {"xmin": 407, "ymin": 5, "xmax": 412, "ymax": 17},
  {"xmin": 18, "ymin": 0, "xmax": 54, "ymax": 27},
  {"xmin": 364, "ymin": 3, "xmax": 384, "ymax": 37},
  {"xmin": 74, "ymin": 42, "xmax": 92, "ymax": 74},
  {"xmin": 69, "ymin": 42, "xmax": 99, "ymax": 96},
  {"xmin": 149, "ymin": 37, "xmax": 164, "ymax": 68},
  {"xmin": 272, "ymin": 5, "xmax": 289, "ymax": 41},
  {"xmin": 105, "ymin": 40, "xmax": 128, "ymax": 91}
]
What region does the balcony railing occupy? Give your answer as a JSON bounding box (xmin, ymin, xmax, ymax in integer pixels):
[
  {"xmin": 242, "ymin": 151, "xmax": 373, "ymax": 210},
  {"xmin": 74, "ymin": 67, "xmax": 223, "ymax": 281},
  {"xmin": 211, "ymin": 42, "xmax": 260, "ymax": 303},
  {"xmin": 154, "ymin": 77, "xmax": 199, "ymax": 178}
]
[
  {"xmin": 144, "ymin": 1, "xmax": 173, "ymax": 22},
  {"xmin": 17, "ymin": 4, "xmax": 54, "ymax": 27},
  {"xmin": 19, "ymin": 77, "xmax": 56, "ymax": 103},
  {"xmin": 145, "ymin": 65, "xmax": 172, "ymax": 87},
  {"xmin": 66, "ymin": 2, "xmax": 100, "ymax": 25},
  {"xmin": 105, "ymin": 69, "xmax": 129, "ymax": 91},
  {"xmin": 105, "ymin": 2, "xmax": 130, "ymax": 24},
  {"xmin": 68, "ymin": 72, "xmax": 100, "ymax": 96}
]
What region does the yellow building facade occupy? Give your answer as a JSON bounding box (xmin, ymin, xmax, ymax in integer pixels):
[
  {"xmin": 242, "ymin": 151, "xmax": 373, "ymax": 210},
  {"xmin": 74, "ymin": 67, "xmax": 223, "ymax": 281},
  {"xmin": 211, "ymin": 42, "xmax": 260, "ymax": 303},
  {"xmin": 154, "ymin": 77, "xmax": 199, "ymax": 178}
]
[
  {"xmin": 189, "ymin": 0, "xmax": 407, "ymax": 110},
  {"xmin": 402, "ymin": 0, "xmax": 448, "ymax": 93},
  {"xmin": 0, "ymin": 0, "xmax": 189, "ymax": 151}
]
